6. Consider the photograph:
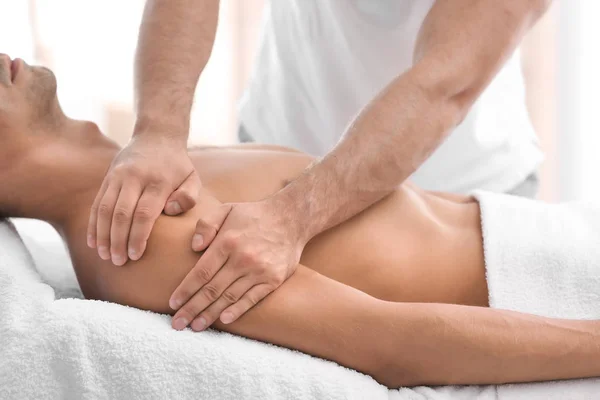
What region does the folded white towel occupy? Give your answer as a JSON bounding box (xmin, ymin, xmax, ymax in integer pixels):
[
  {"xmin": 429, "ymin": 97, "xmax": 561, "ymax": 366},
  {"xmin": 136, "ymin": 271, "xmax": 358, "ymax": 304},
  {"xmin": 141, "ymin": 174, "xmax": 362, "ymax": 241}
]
[{"xmin": 475, "ymin": 191, "xmax": 600, "ymax": 319}]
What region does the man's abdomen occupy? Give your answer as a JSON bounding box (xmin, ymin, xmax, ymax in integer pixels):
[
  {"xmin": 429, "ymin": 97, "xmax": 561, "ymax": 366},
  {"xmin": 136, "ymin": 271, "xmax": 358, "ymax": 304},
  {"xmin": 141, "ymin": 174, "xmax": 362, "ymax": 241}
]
[{"xmin": 300, "ymin": 186, "xmax": 488, "ymax": 306}]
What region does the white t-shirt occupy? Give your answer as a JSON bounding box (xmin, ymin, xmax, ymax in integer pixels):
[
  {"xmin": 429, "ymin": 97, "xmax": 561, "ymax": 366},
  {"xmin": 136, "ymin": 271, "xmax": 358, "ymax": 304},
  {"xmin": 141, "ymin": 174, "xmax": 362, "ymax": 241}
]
[{"xmin": 238, "ymin": 0, "xmax": 543, "ymax": 193}]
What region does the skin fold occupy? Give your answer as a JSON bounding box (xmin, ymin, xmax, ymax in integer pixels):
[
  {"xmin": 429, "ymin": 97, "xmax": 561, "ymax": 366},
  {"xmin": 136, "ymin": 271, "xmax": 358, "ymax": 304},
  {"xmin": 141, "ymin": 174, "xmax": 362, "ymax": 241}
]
[{"xmin": 2, "ymin": 57, "xmax": 600, "ymax": 388}]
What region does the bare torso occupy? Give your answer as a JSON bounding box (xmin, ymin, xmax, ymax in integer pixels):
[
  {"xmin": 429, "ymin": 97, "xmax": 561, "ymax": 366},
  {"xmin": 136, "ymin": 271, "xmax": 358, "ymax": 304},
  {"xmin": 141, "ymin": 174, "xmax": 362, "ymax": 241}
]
[
  {"xmin": 65, "ymin": 146, "xmax": 487, "ymax": 313},
  {"xmin": 192, "ymin": 147, "xmax": 487, "ymax": 306}
]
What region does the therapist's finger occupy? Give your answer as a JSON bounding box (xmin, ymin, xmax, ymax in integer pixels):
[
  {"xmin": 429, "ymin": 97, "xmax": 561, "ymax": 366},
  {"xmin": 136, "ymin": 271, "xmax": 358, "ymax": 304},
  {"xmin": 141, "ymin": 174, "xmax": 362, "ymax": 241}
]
[
  {"xmin": 164, "ymin": 171, "xmax": 201, "ymax": 216},
  {"xmin": 87, "ymin": 179, "xmax": 109, "ymax": 248},
  {"xmin": 219, "ymin": 284, "xmax": 274, "ymax": 325},
  {"xmin": 189, "ymin": 275, "xmax": 254, "ymax": 331},
  {"xmin": 169, "ymin": 243, "xmax": 229, "ymax": 311},
  {"xmin": 126, "ymin": 185, "xmax": 169, "ymax": 261},
  {"xmin": 109, "ymin": 182, "xmax": 142, "ymax": 266},
  {"xmin": 191, "ymin": 203, "xmax": 232, "ymax": 252},
  {"xmin": 172, "ymin": 261, "xmax": 243, "ymax": 331},
  {"xmin": 95, "ymin": 183, "xmax": 121, "ymax": 261}
]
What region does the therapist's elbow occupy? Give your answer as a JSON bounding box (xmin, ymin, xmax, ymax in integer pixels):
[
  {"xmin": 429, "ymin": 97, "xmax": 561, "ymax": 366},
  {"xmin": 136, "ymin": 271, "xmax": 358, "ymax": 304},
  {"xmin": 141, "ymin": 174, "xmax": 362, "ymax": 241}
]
[
  {"xmin": 370, "ymin": 347, "xmax": 431, "ymax": 388},
  {"xmin": 408, "ymin": 66, "xmax": 473, "ymax": 131},
  {"xmin": 371, "ymin": 361, "xmax": 417, "ymax": 389}
]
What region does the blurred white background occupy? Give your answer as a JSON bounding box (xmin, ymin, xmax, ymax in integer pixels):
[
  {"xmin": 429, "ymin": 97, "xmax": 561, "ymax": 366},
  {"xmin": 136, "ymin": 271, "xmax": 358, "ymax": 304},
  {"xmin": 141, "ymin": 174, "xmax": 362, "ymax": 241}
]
[{"xmin": 0, "ymin": 0, "xmax": 598, "ymax": 202}]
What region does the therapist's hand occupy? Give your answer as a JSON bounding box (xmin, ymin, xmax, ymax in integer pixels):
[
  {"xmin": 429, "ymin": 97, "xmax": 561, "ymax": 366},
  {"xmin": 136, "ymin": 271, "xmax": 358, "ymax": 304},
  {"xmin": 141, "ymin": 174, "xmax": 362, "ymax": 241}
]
[
  {"xmin": 169, "ymin": 198, "xmax": 305, "ymax": 331},
  {"xmin": 87, "ymin": 134, "xmax": 201, "ymax": 266}
]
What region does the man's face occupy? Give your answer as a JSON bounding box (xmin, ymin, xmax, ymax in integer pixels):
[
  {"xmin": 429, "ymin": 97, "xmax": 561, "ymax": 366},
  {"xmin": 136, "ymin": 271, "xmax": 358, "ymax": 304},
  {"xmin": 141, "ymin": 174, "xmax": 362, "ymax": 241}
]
[{"xmin": 0, "ymin": 54, "xmax": 61, "ymax": 135}]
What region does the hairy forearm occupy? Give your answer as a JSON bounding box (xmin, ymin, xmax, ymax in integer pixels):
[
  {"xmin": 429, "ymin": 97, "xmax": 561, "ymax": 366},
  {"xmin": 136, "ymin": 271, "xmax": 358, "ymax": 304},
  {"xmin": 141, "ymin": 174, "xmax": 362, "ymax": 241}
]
[
  {"xmin": 276, "ymin": 0, "xmax": 550, "ymax": 241},
  {"xmin": 134, "ymin": 0, "xmax": 220, "ymax": 140}
]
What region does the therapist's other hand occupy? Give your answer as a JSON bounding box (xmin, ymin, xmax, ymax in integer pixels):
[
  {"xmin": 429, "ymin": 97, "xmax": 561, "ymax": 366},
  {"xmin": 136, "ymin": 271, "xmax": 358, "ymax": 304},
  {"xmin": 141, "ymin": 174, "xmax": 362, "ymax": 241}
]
[
  {"xmin": 170, "ymin": 199, "xmax": 305, "ymax": 331},
  {"xmin": 87, "ymin": 134, "xmax": 201, "ymax": 266}
]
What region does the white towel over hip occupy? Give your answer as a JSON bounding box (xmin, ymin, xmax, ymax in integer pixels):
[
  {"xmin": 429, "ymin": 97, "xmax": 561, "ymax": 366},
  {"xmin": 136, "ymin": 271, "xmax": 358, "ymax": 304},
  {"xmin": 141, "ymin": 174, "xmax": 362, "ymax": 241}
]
[{"xmin": 474, "ymin": 191, "xmax": 600, "ymax": 319}]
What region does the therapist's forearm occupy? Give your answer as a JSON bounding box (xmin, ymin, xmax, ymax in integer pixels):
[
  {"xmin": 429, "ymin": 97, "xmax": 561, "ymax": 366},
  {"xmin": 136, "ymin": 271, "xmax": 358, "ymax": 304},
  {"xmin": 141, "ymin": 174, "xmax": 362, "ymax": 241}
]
[
  {"xmin": 134, "ymin": 0, "xmax": 220, "ymax": 142},
  {"xmin": 275, "ymin": 0, "xmax": 550, "ymax": 242}
]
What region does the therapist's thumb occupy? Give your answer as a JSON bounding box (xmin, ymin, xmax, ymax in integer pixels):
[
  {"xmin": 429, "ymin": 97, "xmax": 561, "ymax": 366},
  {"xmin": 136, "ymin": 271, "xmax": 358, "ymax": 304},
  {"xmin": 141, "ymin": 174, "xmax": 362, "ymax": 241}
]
[
  {"xmin": 192, "ymin": 204, "xmax": 233, "ymax": 252},
  {"xmin": 164, "ymin": 172, "xmax": 202, "ymax": 216}
]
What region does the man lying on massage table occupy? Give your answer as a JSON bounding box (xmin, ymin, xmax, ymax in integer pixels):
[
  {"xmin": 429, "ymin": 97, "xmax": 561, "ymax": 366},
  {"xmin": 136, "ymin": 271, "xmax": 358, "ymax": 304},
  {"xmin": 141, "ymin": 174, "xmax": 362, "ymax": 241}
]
[{"xmin": 1, "ymin": 56, "xmax": 599, "ymax": 389}]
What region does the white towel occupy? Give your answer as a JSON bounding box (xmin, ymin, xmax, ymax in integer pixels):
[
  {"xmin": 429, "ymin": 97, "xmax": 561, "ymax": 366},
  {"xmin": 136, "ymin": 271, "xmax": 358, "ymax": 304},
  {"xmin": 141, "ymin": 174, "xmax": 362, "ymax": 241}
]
[{"xmin": 475, "ymin": 191, "xmax": 600, "ymax": 318}]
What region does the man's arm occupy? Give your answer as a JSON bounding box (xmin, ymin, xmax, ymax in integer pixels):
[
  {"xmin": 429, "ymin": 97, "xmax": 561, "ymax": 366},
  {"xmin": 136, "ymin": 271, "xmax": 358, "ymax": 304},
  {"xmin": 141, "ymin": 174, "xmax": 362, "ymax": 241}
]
[
  {"xmin": 382, "ymin": 302, "xmax": 600, "ymax": 387},
  {"xmin": 91, "ymin": 249, "xmax": 600, "ymax": 387},
  {"xmin": 279, "ymin": 0, "xmax": 551, "ymax": 241},
  {"xmin": 218, "ymin": 271, "xmax": 600, "ymax": 387},
  {"xmin": 87, "ymin": 0, "xmax": 219, "ymax": 266},
  {"xmin": 222, "ymin": 272, "xmax": 600, "ymax": 387},
  {"xmin": 134, "ymin": 0, "xmax": 219, "ymax": 138}
]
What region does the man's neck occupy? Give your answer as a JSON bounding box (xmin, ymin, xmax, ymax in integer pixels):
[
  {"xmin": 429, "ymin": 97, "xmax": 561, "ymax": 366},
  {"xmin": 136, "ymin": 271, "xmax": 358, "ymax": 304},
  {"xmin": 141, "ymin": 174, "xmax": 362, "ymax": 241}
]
[{"xmin": 0, "ymin": 121, "xmax": 119, "ymax": 227}]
